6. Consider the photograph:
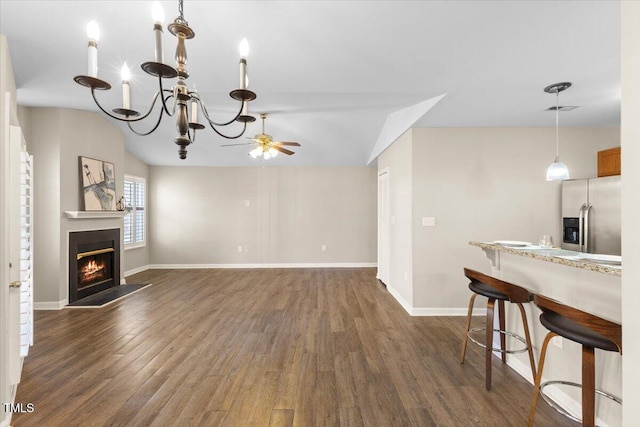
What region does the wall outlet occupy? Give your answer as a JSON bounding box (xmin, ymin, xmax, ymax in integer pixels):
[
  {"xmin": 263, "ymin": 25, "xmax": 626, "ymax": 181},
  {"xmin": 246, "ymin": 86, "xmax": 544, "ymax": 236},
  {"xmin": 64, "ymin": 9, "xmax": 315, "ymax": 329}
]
[
  {"xmin": 237, "ymin": 246, "xmax": 243, "ymax": 253},
  {"xmin": 422, "ymin": 217, "xmax": 436, "ymax": 227},
  {"xmin": 244, "ymin": 246, "xmax": 249, "ymax": 252},
  {"xmin": 551, "ymin": 336, "xmax": 563, "ymax": 349},
  {"xmin": 244, "ymin": 200, "xmax": 250, "ymax": 207},
  {"xmin": 321, "ymin": 245, "xmax": 326, "ymax": 251}
]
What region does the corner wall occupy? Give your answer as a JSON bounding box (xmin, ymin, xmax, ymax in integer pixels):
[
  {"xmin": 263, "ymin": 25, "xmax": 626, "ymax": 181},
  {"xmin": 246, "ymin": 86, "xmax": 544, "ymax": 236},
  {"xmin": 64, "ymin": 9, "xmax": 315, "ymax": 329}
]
[
  {"xmin": 20, "ymin": 107, "xmax": 125, "ymax": 307},
  {"xmin": 377, "ymin": 130, "xmax": 413, "ymax": 308}
]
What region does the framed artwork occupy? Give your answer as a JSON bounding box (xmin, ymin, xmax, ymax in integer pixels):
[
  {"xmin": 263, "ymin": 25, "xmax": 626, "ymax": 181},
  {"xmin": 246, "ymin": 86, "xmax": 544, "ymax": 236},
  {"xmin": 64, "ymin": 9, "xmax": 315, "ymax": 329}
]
[{"xmin": 79, "ymin": 156, "xmax": 116, "ymax": 211}]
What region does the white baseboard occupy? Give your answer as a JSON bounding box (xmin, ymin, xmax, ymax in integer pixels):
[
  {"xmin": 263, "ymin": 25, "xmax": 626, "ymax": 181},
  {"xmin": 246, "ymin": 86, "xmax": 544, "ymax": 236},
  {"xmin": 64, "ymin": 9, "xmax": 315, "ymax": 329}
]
[
  {"xmin": 386, "ymin": 285, "xmax": 486, "ymax": 317},
  {"xmin": 124, "ymin": 265, "xmax": 151, "ymax": 277},
  {"xmin": 147, "ymin": 262, "xmax": 377, "ymax": 269},
  {"xmin": 386, "ymin": 285, "xmax": 413, "ymax": 315},
  {"xmin": 34, "ymin": 299, "xmax": 67, "ymax": 310},
  {"xmin": 411, "ymin": 307, "xmax": 487, "ymax": 316}
]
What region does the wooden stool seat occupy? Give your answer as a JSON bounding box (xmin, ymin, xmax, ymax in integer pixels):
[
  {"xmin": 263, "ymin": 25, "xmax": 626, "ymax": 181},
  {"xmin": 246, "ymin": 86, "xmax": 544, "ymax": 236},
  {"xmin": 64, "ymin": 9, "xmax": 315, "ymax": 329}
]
[
  {"xmin": 469, "ymin": 280, "xmax": 509, "ymax": 301},
  {"xmin": 460, "ymin": 268, "xmax": 537, "ymax": 391},
  {"xmin": 540, "ymin": 312, "xmax": 620, "ymax": 352},
  {"xmin": 528, "ymin": 294, "xmax": 622, "ymax": 427}
]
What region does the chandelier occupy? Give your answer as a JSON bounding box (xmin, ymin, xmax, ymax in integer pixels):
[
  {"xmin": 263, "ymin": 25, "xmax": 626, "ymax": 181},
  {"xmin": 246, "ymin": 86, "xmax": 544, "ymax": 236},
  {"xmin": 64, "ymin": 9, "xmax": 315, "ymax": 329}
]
[{"xmin": 73, "ymin": 0, "xmax": 256, "ymax": 159}]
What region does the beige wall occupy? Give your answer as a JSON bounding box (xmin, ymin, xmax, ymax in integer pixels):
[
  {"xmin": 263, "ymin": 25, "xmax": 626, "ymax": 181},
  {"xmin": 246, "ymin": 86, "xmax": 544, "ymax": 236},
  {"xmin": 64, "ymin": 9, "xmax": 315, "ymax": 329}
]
[
  {"xmin": 377, "ymin": 130, "xmax": 413, "ymax": 308},
  {"xmin": 380, "ymin": 127, "xmax": 620, "ymax": 313},
  {"xmin": 621, "ymin": 1, "xmax": 640, "ymax": 423},
  {"xmin": 124, "ymin": 151, "xmax": 150, "ymax": 274},
  {"xmin": 411, "ymin": 127, "xmax": 620, "ymax": 309},
  {"xmin": 21, "ymin": 107, "xmax": 125, "ymax": 305},
  {"xmin": 149, "ymin": 166, "xmax": 377, "ymax": 265}
]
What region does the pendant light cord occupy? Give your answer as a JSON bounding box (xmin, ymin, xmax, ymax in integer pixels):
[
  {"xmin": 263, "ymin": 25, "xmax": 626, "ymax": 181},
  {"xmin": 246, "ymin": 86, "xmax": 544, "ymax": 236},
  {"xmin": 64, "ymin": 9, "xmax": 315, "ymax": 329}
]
[{"xmin": 556, "ymin": 91, "xmax": 560, "ymax": 162}]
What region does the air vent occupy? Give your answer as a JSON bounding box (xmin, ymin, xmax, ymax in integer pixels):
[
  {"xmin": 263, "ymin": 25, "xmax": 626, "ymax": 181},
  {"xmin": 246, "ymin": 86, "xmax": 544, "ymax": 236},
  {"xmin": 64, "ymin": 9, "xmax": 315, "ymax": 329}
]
[{"xmin": 546, "ymin": 106, "xmax": 579, "ymax": 111}]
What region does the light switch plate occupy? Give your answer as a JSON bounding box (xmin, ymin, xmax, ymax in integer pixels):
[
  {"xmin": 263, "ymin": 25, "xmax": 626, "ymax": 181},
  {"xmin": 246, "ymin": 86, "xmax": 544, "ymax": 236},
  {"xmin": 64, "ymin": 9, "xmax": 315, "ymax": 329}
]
[{"xmin": 422, "ymin": 217, "xmax": 436, "ymax": 227}]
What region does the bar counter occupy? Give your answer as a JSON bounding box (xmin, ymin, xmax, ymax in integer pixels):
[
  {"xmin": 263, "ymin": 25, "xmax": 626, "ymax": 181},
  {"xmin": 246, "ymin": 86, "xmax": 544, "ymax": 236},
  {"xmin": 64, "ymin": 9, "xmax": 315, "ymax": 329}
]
[
  {"xmin": 469, "ymin": 240, "xmax": 622, "ymax": 425},
  {"xmin": 469, "ymin": 241, "xmax": 621, "ymax": 277}
]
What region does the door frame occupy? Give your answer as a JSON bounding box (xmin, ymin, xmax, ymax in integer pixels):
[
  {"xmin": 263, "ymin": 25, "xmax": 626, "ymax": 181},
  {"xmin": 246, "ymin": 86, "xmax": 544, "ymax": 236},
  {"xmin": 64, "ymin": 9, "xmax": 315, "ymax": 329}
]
[{"xmin": 377, "ymin": 167, "xmax": 390, "ymax": 285}]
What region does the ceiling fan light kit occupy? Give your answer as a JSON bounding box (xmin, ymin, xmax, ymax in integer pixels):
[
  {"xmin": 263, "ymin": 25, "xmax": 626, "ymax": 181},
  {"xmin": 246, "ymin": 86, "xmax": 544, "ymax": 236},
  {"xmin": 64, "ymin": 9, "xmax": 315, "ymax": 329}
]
[
  {"xmin": 221, "ymin": 113, "xmax": 301, "ymax": 160},
  {"xmin": 544, "ymin": 81, "xmax": 572, "ymax": 181},
  {"xmin": 73, "ymin": 0, "xmax": 256, "ymax": 160}
]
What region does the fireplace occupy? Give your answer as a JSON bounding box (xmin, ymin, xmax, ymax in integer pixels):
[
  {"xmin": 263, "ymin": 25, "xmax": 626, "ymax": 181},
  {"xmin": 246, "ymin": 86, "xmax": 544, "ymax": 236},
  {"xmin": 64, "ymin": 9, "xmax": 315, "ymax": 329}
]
[{"xmin": 69, "ymin": 229, "xmax": 120, "ymax": 303}]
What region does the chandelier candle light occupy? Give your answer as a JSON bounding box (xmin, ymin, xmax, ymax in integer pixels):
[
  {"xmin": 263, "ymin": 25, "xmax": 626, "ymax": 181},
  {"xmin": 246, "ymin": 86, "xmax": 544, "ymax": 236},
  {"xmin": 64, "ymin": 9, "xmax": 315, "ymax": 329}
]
[{"xmin": 74, "ymin": 0, "xmax": 257, "ymax": 159}]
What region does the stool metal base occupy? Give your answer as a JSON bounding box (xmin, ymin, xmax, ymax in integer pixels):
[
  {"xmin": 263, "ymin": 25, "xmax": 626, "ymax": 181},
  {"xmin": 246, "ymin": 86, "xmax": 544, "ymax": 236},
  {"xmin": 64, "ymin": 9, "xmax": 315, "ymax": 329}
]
[
  {"xmin": 539, "ymin": 380, "xmax": 622, "ymax": 426},
  {"xmin": 467, "ymin": 327, "xmax": 529, "ymax": 354}
]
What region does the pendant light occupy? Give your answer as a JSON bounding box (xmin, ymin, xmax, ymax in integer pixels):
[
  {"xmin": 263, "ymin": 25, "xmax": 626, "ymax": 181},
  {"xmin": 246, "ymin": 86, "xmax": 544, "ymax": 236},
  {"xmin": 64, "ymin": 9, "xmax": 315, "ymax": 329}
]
[{"xmin": 544, "ymin": 82, "xmax": 571, "ymax": 181}]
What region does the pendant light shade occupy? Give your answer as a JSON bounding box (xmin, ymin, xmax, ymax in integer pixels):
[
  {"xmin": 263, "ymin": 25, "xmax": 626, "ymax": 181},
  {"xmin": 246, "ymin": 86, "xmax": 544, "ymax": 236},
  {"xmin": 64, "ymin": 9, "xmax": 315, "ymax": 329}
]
[
  {"xmin": 544, "ymin": 82, "xmax": 572, "ymax": 181},
  {"xmin": 546, "ymin": 157, "xmax": 570, "ymax": 181}
]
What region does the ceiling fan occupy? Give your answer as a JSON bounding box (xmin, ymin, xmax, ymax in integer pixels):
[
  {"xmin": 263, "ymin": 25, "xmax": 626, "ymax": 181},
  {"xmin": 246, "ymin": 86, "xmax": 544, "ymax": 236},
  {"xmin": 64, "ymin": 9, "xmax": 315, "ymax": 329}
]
[{"xmin": 221, "ymin": 113, "xmax": 301, "ymax": 159}]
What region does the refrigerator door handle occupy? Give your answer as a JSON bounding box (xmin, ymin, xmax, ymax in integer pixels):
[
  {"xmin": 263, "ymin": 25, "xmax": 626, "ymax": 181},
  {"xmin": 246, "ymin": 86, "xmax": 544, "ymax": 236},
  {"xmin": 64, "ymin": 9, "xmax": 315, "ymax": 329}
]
[
  {"xmin": 578, "ymin": 203, "xmax": 587, "ymax": 252},
  {"xmin": 584, "ymin": 203, "xmax": 592, "ymax": 253}
]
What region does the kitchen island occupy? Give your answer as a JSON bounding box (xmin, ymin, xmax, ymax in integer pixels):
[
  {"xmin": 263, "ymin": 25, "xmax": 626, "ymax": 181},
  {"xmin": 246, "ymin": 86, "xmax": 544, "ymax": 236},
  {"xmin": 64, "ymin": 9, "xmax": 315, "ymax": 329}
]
[{"xmin": 469, "ymin": 240, "xmax": 622, "ymax": 426}]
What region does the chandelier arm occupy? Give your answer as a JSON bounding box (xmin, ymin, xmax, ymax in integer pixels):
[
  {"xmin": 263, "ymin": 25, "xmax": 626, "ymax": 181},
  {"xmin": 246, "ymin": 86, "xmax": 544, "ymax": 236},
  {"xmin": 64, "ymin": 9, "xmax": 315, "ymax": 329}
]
[
  {"xmin": 198, "ymin": 95, "xmax": 244, "ymax": 126},
  {"xmin": 206, "ymin": 120, "xmax": 247, "ymax": 140},
  {"xmin": 126, "ymin": 103, "xmax": 166, "ymax": 136},
  {"xmin": 161, "ymin": 92, "xmax": 176, "ymax": 116},
  {"xmin": 158, "ymin": 77, "xmax": 176, "ymax": 116},
  {"xmin": 90, "ymin": 88, "xmax": 163, "ymax": 123}
]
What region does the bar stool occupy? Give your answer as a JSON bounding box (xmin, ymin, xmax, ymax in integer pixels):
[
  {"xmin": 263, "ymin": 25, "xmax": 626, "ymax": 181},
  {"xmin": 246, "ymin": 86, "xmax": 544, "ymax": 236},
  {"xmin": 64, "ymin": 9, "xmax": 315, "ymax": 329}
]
[
  {"xmin": 460, "ymin": 268, "xmax": 537, "ymax": 390},
  {"xmin": 528, "ymin": 294, "xmax": 622, "ymax": 427}
]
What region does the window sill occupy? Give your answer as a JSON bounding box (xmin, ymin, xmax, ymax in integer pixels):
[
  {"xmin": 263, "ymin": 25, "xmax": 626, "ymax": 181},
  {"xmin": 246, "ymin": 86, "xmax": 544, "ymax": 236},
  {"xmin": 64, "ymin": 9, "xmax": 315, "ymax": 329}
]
[{"xmin": 124, "ymin": 243, "xmax": 146, "ymax": 251}]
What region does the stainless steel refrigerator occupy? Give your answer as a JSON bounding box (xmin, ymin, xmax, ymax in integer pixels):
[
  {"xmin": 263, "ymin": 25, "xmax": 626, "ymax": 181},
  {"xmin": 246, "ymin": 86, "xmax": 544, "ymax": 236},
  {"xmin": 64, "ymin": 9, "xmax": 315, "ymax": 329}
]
[{"xmin": 561, "ymin": 176, "xmax": 621, "ymax": 255}]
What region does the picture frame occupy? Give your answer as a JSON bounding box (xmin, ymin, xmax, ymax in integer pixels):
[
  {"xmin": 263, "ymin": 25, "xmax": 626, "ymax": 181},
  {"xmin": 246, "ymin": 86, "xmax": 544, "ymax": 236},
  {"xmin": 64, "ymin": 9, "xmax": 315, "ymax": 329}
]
[{"xmin": 79, "ymin": 156, "xmax": 116, "ymax": 211}]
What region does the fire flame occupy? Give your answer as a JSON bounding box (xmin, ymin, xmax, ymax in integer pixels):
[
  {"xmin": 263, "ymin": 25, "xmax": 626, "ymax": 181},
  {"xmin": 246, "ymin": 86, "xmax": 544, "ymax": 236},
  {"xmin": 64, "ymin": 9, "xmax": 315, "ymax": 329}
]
[{"xmin": 79, "ymin": 259, "xmax": 107, "ymax": 285}]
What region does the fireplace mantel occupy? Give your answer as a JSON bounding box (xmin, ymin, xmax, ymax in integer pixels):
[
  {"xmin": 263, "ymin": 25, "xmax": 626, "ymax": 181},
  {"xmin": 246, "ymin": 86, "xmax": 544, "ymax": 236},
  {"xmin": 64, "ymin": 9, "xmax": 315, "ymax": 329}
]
[{"xmin": 64, "ymin": 211, "xmax": 128, "ymax": 219}]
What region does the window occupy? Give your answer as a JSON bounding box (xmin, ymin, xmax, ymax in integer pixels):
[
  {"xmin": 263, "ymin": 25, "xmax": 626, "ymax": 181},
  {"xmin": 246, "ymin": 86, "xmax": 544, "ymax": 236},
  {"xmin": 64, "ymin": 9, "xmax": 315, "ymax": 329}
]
[{"xmin": 124, "ymin": 175, "xmax": 145, "ymax": 248}]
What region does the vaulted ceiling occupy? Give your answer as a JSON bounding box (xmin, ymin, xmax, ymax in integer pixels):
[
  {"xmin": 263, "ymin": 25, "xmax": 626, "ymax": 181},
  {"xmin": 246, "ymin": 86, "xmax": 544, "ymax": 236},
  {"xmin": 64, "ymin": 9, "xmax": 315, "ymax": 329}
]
[{"xmin": 0, "ymin": 1, "xmax": 620, "ymax": 166}]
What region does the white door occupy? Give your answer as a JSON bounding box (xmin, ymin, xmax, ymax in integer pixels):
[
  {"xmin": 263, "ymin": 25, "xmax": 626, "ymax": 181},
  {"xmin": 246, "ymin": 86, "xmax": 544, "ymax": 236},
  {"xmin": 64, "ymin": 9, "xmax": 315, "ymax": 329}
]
[
  {"xmin": 1, "ymin": 92, "xmax": 21, "ymax": 421},
  {"xmin": 377, "ymin": 168, "xmax": 390, "ymax": 285},
  {"xmin": 7, "ymin": 126, "xmax": 26, "ymax": 386}
]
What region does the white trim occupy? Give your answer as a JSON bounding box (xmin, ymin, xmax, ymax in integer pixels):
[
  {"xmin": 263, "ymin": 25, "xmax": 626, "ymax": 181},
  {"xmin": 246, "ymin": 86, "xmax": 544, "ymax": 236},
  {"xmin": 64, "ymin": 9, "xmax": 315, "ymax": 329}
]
[
  {"xmin": 506, "ymin": 354, "xmax": 535, "ymax": 385},
  {"xmin": 124, "ymin": 265, "xmax": 150, "ymax": 277},
  {"xmin": 124, "ymin": 242, "xmax": 146, "ymax": 251},
  {"xmin": 386, "ymin": 285, "xmax": 413, "ymax": 315},
  {"xmin": 386, "ymin": 285, "xmax": 486, "ymax": 317},
  {"xmin": 64, "ymin": 211, "xmax": 127, "ymax": 219},
  {"xmin": 410, "ymin": 307, "xmax": 487, "ymax": 316},
  {"xmin": 34, "ymin": 299, "xmax": 68, "ymax": 311},
  {"xmin": 147, "ymin": 262, "xmax": 377, "ymax": 269},
  {"xmin": 123, "ymin": 174, "xmax": 146, "ymax": 248}
]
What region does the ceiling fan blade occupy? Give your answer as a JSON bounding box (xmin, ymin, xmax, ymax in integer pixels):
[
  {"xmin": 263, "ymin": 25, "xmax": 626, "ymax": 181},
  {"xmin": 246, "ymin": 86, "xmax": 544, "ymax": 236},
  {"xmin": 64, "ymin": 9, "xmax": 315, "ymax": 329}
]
[
  {"xmin": 221, "ymin": 143, "xmax": 255, "ymax": 147},
  {"xmin": 272, "ymin": 145, "xmax": 295, "ymax": 155},
  {"xmin": 274, "ymin": 141, "xmax": 301, "ymax": 147}
]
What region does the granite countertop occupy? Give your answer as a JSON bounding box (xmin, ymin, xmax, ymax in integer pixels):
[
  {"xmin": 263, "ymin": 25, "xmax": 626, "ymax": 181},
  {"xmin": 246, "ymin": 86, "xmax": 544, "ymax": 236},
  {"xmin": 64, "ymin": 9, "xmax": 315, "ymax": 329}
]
[{"xmin": 469, "ymin": 241, "xmax": 622, "ymax": 277}]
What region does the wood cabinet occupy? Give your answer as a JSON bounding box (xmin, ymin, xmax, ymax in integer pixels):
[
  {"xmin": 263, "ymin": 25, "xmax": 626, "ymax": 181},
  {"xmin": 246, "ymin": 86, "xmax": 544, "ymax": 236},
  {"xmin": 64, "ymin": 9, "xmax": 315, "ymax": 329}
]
[{"xmin": 598, "ymin": 146, "xmax": 621, "ymax": 177}]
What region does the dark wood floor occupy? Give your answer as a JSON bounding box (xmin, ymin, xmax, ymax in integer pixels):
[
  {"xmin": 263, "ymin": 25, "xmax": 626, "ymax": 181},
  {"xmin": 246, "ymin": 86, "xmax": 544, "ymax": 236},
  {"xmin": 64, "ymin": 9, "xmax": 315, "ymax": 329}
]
[{"xmin": 12, "ymin": 268, "xmax": 568, "ymax": 426}]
